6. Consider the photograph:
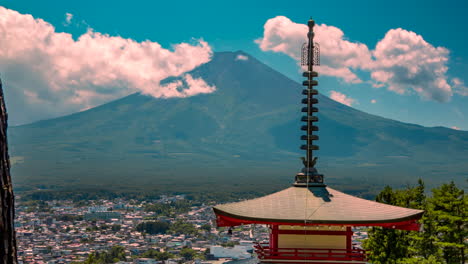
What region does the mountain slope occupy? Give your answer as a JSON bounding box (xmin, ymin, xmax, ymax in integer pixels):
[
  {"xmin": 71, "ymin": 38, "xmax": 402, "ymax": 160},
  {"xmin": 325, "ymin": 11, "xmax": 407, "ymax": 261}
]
[{"xmin": 9, "ymin": 51, "xmax": 468, "ymax": 194}]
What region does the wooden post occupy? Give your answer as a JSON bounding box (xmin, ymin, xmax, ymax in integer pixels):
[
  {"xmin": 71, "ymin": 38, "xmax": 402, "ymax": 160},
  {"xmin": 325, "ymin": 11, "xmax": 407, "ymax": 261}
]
[
  {"xmin": 271, "ymin": 225, "xmax": 279, "ymax": 252},
  {"xmin": 346, "ymin": 226, "xmax": 352, "ymax": 257},
  {"xmin": 0, "ymin": 77, "xmax": 18, "ymax": 264}
]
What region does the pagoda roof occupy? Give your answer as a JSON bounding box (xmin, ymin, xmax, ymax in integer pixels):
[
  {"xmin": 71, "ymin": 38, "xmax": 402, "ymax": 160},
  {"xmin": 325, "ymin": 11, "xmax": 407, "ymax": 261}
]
[{"xmin": 213, "ymin": 186, "xmax": 423, "ymax": 229}]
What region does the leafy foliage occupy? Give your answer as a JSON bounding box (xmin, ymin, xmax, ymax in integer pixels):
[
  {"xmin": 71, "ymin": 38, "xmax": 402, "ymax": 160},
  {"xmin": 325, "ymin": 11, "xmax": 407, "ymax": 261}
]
[
  {"xmin": 55, "ymin": 214, "xmax": 84, "ymax": 221},
  {"xmin": 144, "ymin": 200, "xmax": 192, "ymax": 217},
  {"xmin": 200, "ymin": 223, "xmax": 211, "ymax": 232},
  {"xmin": 140, "ymin": 249, "xmax": 174, "ymax": 260},
  {"xmin": 363, "ymin": 180, "xmax": 466, "ymax": 264},
  {"xmin": 135, "ymin": 219, "xmax": 198, "ymax": 236},
  {"xmin": 169, "ymin": 219, "xmax": 198, "ymax": 235},
  {"xmin": 136, "ymin": 221, "xmax": 170, "ymax": 235},
  {"xmin": 430, "ymin": 182, "xmax": 467, "ymax": 264},
  {"xmin": 77, "ymin": 246, "xmax": 127, "ymax": 264},
  {"xmin": 180, "ymin": 247, "xmax": 202, "ymax": 261}
]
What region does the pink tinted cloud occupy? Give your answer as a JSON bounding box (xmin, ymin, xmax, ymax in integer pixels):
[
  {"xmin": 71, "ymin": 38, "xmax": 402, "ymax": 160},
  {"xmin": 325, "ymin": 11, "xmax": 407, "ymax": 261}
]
[
  {"xmin": 371, "ymin": 99, "xmax": 377, "ymax": 104},
  {"xmin": 329, "ymin": 91, "xmax": 356, "ymax": 106},
  {"xmin": 371, "ymin": 28, "xmax": 451, "ymax": 102},
  {"xmin": 0, "ymin": 7, "xmax": 215, "ymax": 124},
  {"xmin": 452, "ymin": 78, "xmax": 468, "ymax": 96},
  {"xmin": 256, "ymin": 16, "xmax": 370, "ymax": 83},
  {"xmin": 159, "ymin": 74, "xmax": 216, "ymax": 98},
  {"xmin": 256, "ymin": 16, "xmax": 461, "ymax": 102}
]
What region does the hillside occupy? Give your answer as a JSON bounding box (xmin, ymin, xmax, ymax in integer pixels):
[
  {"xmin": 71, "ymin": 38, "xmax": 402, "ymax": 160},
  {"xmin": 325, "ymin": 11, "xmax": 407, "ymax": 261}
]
[{"xmin": 9, "ymin": 51, "xmax": 468, "ymax": 197}]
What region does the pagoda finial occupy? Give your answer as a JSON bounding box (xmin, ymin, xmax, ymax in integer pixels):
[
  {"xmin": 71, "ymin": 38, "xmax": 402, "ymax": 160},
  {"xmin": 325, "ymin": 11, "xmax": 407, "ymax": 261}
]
[{"xmin": 294, "ymin": 18, "xmax": 324, "ymax": 187}]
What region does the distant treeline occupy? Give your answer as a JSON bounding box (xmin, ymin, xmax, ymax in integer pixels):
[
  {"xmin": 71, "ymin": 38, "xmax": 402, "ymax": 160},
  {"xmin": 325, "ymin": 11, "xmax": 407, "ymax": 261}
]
[
  {"xmin": 21, "ymin": 188, "xmax": 162, "ymax": 202},
  {"xmin": 18, "ymin": 187, "xmax": 268, "ymax": 204},
  {"xmin": 136, "ymin": 219, "xmax": 203, "ymax": 236}
]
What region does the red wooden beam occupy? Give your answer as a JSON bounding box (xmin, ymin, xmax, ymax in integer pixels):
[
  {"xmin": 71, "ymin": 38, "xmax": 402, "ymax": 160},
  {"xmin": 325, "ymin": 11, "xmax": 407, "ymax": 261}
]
[
  {"xmin": 277, "ymin": 229, "xmax": 352, "ymax": 236},
  {"xmin": 215, "ymin": 212, "xmax": 421, "ymax": 231},
  {"xmin": 254, "ymin": 245, "xmax": 367, "ymax": 262}
]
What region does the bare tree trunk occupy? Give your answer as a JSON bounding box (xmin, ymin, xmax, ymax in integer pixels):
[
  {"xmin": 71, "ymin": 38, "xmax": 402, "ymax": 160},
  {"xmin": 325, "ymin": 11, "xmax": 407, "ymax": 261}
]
[{"xmin": 0, "ymin": 77, "xmax": 18, "ymax": 264}]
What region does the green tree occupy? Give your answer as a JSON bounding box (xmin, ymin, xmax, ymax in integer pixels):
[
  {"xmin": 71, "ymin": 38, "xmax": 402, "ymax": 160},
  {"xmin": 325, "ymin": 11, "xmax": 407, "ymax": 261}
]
[
  {"xmin": 136, "ymin": 221, "xmax": 170, "ymax": 234},
  {"xmin": 179, "ymin": 248, "xmax": 198, "ymax": 261},
  {"xmin": 431, "ymin": 182, "xmax": 466, "ymax": 264},
  {"xmin": 363, "ymin": 181, "xmax": 427, "ymax": 263},
  {"xmin": 107, "ymin": 245, "xmax": 126, "ymax": 262},
  {"xmin": 364, "ymin": 180, "xmax": 466, "ymax": 264},
  {"xmin": 363, "ymin": 186, "xmax": 409, "ymax": 263},
  {"xmin": 111, "ymin": 224, "xmax": 121, "ymax": 232},
  {"xmin": 169, "ymin": 220, "xmax": 198, "ymax": 235},
  {"xmin": 395, "ymin": 255, "xmax": 441, "ymax": 264},
  {"xmin": 200, "ymin": 223, "xmax": 211, "ymax": 232},
  {"xmin": 221, "ymin": 241, "xmax": 239, "ymax": 247},
  {"xmin": 81, "ymin": 246, "xmax": 126, "ymax": 263},
  {"xmin": 141, "ymin": 249, "xmax": 174, "ymax": 260},
  {"xmin": 407, "ymin": 180, "xmax": 442, "ymax": 261}
]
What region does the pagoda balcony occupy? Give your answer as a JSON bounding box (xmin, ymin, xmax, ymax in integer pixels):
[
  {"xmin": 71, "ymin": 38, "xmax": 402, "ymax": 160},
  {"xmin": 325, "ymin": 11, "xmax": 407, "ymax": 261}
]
[{"xmin": 254, "ymin": 243, "xmax": 368, "ymax": 264}]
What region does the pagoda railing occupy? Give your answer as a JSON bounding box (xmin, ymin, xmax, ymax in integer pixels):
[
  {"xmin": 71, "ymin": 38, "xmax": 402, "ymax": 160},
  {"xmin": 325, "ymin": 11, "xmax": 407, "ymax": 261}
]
[{"xmin": 254, "ymin": 242, "xmax": 368, "ymax": 263}]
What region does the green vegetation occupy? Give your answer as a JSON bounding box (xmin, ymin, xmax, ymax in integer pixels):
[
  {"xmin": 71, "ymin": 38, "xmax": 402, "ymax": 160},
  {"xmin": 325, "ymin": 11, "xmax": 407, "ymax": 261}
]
[
  {"xmin": 110, "ymin": 224, "xmax": 121, "ymax": 232},
  {"xmin": 180, "ymin": 247, "xmax": 202, "ymax": 261},
  {"xmin": 21, "ymin": 200, "xmax": 52, "ymax": 213},
  {"xmin": 168, "ymin": 219, "xmax": 198, "ymax": 235},
  {"xmin": 55, "ymin": 214, "xmax": 84, "ymax": 222},
  {"xmin": 221, "ymin": 241, "xmax": 240, "ymax": 248},
  {"xmin": 135, "ymin": 219, "xmax": 198, "ymax": 236},
  {"xmin": 363, "ymin": 180, "xmax": 466, "ymax": 264},
  {"xmin": 75, "ymin": 245, "xmax": 202, "ymax": 263},
  {"xmin": 136, "ymin": 221, "xmax": 170, "ymax": 235},
  {"xmin": 140, "ymin": 249, "xmax": 174, "ymax": 260},
  {"xmin": 76, "ymin": 246, "xmax": 126, "ymax": 264},
  {"xmin": 144, "ymin": 200, "xmax": 192, "ymax": 216},
  {"xmin": 200, "ymin": 223, "xmax": 211, "ymax": 232}
]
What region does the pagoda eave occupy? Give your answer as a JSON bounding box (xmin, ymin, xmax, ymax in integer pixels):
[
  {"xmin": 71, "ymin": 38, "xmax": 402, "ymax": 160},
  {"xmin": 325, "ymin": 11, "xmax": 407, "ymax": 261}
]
[
  {"xmin": 214, "ymin": 208, "xmax": 422, "ymax": 231},
  {"xmin": 213, "ymin": 186, "xmax": 423, "ymax": 231}
]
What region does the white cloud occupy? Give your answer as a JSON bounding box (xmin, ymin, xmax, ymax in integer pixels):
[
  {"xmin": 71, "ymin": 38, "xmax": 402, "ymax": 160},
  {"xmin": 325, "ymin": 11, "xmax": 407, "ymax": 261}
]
[
  {"xmin": 371, "ymin": 99, "xmax": 377, "ymax": 104},
  {"xmin": 256, "ymin": 16, "xmax": 462, "ymax": 102},
  {"xmin": 329, "ymin": 91, "xmax": 355, "ymax": 106},
  {"xmin": 256, "ymin": 16, "xmax": 370, "ymax": 83},
  {"xmin": 235, "ymin": 54, "xmax": 249, "ymax": 61},
  {"xmin": 0, "ymin": 7, "xmax": 215, "ymax": 124},
  {"xmin": 64, "ymin": 13, "xmax": 73, "ymax": 26},
  {"xmin": 452, "ymin": 78, "xmax": 468, "ymax": 96},
  {"xmin": 371, "ymin": 28, "xmax": 451, "ymax": 102},
  {"xmin": 159, "ymin": 74, "xmax": 216, "ymax": 98}
]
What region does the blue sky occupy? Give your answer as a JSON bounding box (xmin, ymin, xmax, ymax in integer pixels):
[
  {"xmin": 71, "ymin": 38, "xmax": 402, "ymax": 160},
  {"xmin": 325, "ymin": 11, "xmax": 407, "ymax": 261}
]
[{"xmin": 1, "ymin": 0, "xmax": 468, "ymax": 129}]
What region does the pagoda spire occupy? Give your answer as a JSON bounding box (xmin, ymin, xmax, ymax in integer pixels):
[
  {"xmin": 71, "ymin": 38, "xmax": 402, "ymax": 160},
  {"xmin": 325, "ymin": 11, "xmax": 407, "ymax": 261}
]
[{"xmin": 295, "ymin": 18, "xmax": 324, "ymax": 187}]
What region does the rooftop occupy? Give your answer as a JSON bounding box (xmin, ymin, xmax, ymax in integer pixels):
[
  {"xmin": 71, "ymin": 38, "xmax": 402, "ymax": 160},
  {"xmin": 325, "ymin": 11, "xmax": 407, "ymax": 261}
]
[{"xmin": 214, "ymin": 186, "xmax": 423, "ymax": 229}]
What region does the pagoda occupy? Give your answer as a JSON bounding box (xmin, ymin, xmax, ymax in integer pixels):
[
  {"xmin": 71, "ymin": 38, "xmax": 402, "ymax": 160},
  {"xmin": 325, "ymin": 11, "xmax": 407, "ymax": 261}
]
[{"xmin": 213, "ymin": 19, "xmax": 424, "ymax": 264}]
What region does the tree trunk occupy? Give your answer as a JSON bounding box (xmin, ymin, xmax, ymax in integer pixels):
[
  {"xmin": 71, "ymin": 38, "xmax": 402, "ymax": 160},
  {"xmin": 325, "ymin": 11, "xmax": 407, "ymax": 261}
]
[{"xmin": 0, "ymin": 77, "xmax": 18, "ymax": 264}]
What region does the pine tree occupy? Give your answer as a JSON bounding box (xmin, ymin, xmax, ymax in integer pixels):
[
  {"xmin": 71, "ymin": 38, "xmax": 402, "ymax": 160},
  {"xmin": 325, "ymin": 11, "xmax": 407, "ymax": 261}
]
[
  {"xmin": 431, "ymin": 182, "xmax": 466, "ymax": 264},
  {"xmin": 364, "ymin": 180, "xmax": 467, "ymax": 263},
  {"xmin": 363, "ymin": 186, "xmax": 412, "ymax": 263},
  {"xmin": 401, "ymin": 179, "xmax": 443, "ymax": 263},
  {"xmin": 363, "ymin": 180, "xmax": 431, "ymax": 263}
]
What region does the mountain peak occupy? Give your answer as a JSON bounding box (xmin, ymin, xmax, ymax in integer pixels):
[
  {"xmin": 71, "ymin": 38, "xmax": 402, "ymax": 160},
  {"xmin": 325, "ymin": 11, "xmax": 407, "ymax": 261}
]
[{"xmin": 9, "ymin": 51, "xmax": 468, "ymax": 193}]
